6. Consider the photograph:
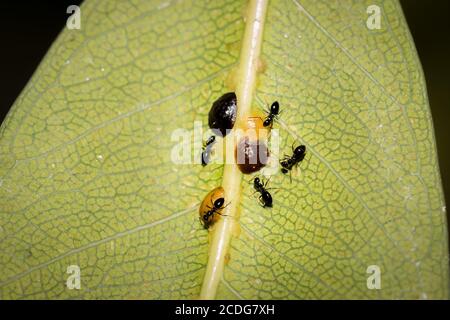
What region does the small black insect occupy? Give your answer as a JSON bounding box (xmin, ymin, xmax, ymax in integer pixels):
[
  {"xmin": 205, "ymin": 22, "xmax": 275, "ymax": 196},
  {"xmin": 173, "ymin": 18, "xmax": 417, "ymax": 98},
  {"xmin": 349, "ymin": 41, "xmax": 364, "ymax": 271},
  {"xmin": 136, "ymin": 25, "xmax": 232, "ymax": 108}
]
[
  {"xmin": 263, "ymin": 101, "xmax": 280, "ymax": 127},
  {"xmin": 253, "ymin": 177, "xmax": 273, "ymax": 208},
  {"xmin": 280, "ymin": 144, "xmax": 306, "ymax": 180},
  {"xmin": 208, "ymin": 92, "xmax": 237, "ymax": 137},
  {"xmin": 201, "ymin": 135, "xmax": 216, "ymax": 166}
]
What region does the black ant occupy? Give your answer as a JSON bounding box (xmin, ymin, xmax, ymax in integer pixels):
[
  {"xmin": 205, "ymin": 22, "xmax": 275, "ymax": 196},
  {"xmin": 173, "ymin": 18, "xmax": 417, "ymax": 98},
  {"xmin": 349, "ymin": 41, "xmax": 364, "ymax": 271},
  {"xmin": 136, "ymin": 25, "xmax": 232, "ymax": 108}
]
[
  {"xmin": 201, "ymin": 135, "xmax": 216, "ymax": 166},
  {"xmin": 252, "ymin": 177, "xmax": 273, "ymax": 208},
  {"xmin": 280, "ymin": 144, "xmax": 306, "ymax": 181},
  {"xmin": 201, "ymin": 197, "xmax": 227, "ymax": 228},
  {"xmin": 263, "ymin": 101, "xmax": 280, "ymax": 127}
]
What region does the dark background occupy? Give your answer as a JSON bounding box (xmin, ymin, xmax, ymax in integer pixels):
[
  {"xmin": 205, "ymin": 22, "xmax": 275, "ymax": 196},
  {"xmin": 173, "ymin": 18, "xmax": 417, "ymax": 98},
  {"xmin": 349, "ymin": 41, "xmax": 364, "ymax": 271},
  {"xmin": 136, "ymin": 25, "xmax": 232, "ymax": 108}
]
[{"xmin": 0, "ymin": 1, "xmax": 449, "ymax": 230}]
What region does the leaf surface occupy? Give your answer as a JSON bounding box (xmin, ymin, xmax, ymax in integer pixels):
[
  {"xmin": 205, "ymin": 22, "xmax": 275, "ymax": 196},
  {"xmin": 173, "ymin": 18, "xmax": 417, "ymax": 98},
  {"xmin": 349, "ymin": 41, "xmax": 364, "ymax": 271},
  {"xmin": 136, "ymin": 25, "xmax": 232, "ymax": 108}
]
[{"xmin": 0, "ymin": 0, "xmax": 447, "ymax": 299}]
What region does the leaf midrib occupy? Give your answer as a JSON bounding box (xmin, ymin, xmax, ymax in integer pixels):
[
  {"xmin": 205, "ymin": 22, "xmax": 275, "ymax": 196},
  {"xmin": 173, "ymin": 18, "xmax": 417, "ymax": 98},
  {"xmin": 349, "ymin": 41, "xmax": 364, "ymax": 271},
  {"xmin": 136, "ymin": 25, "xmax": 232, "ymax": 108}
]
[{"xmin": 199, "ymin": 0, "xmax": 269, "ymax": 299}]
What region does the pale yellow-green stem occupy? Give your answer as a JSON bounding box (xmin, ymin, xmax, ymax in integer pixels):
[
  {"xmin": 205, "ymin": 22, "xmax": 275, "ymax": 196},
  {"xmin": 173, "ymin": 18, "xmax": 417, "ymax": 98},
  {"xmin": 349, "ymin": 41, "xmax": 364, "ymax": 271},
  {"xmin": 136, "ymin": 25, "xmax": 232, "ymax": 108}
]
[{"xmin": 199, "ymin": 0, "xmax": 268, "ymax": 300}]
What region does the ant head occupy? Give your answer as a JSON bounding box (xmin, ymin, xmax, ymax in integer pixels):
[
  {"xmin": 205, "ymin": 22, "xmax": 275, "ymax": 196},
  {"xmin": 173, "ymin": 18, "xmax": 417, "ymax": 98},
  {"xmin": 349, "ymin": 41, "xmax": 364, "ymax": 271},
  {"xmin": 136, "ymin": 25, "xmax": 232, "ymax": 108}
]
[
  {"xmin": 270, "ymin": 101, "xmax": 279, "ymax": 114},
  {"xmin": 254, "ymin": 177, "xmax": 261, "ymax": 185},
  {"xmin": 213, "ymin": 197, "xmax": 225, "ymax": 208},
  {"xmin": 294, "ymin": 145, "xmax": 306, "ymax": 155}
]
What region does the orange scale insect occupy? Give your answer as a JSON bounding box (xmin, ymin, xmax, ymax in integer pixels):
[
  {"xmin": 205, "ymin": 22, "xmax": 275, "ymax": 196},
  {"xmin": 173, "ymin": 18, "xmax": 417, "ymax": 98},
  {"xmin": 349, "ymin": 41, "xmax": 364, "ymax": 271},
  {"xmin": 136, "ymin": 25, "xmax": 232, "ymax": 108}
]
[{"xmin": 199, "ymin": 187, "xmax": 229, "ymax": 229}]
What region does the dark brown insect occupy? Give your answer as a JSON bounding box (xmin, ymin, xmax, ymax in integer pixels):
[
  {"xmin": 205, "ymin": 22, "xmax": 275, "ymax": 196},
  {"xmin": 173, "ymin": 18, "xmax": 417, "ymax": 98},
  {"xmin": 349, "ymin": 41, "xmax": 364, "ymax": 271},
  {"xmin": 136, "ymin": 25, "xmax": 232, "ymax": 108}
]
[
  {"xmin": 235, "ymin": 136, "xmax": 269, "ymax": 174},
  {"xmin": 208, "ymin": 92, "xmax": 237, "ymax": 137}
]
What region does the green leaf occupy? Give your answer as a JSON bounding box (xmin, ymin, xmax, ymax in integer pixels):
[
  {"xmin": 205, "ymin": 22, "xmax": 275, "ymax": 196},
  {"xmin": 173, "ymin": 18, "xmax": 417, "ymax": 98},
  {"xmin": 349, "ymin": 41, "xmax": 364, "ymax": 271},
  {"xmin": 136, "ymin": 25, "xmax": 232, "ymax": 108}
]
[{"xmin": 0, "ymin": 0, "xmax": 447, "ymax": 299}]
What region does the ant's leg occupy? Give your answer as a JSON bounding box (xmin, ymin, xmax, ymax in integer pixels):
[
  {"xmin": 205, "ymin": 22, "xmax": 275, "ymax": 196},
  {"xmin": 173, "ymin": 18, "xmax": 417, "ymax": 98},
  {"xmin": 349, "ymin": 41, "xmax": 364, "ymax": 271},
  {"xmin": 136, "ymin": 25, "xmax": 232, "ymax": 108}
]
[
  {"xmin": 264, "ymin": 176, "xmax": 271, "ymax": 188},
  {"xmin": 217, "ymin": 212, "xmax": 229, "ymax": 217},
  {"xmin": 295, "ymin": 163, "xmax": 299, "ymax": 172},
  {"xmin": 217, "ymin": 209, "xmax": 230, "ymax": 217},
  {"xmin": 263, "ymin": 176, "xmax": 278, "ymax": 192},
  {"xmin": 217, "ymin": 201, "xmax": 232, "ymax": 216},
  {"xmin": 273, "ymin": 111, "xmax": 282, "ymax": 124},
  {"xmin": 258, "ymin": 195, "xmax": 265, "ymax": 207},
  {"xmin": 251, "ymin": 191, "xmax": 260, "ymax": 202},
  {"xmin": 222, "ymin": 201, "xmax": 231, "ymax": 209}
]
